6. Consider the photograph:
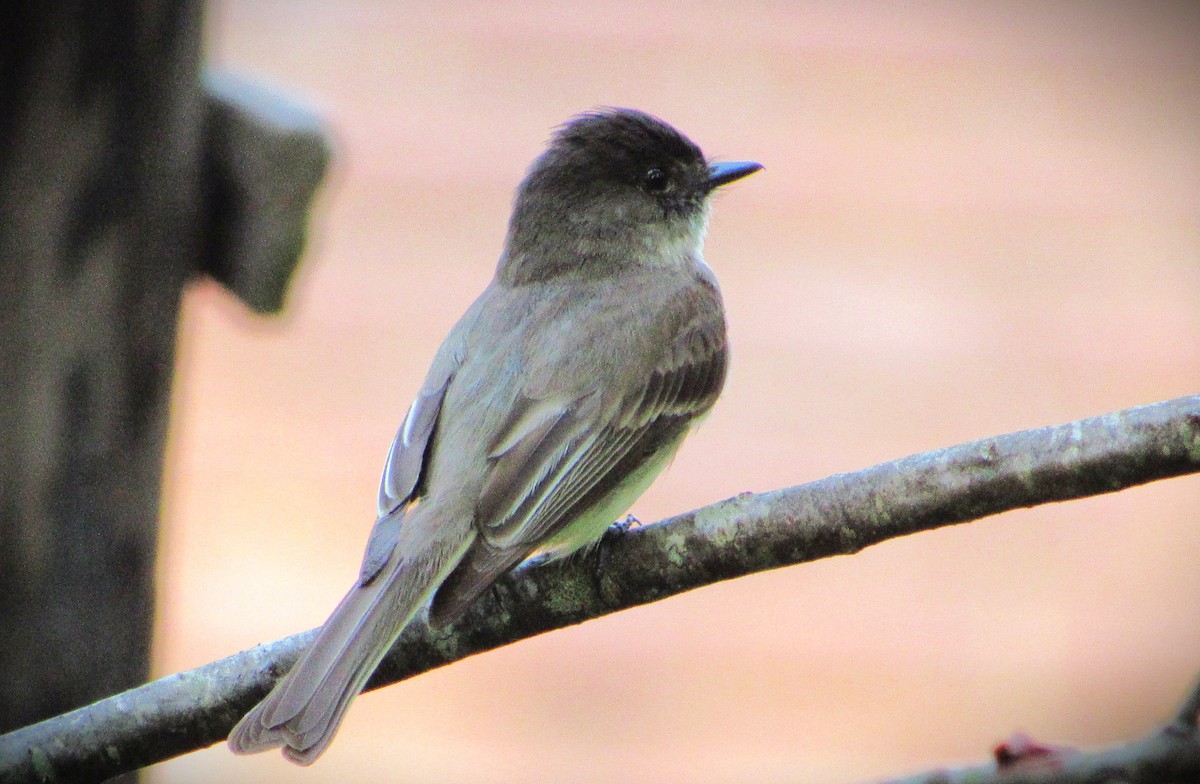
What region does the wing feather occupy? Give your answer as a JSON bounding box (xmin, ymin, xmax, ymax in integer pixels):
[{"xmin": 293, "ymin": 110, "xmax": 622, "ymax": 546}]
[
  {"xmin": 476, "ymin": 320, "xmax": 726, "ymax": 554},
  {"xmin": 360, "ymin": 344, "xmax": 461, "ymax": 585},
  {"xmin": 376, "ymin": 388, "xmax": 443, "ymax": 517}
]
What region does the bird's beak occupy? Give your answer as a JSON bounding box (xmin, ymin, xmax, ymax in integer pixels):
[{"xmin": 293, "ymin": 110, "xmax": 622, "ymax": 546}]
[{"xmin": 707, "ymin": 161, "xmax": 763, "ymax": 191}]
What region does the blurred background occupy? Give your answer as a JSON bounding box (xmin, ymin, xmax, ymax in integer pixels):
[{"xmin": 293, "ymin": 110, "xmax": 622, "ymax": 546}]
[{"xmin": 151, "ymin": 2, "xmax": 1199, "ymax": 781}]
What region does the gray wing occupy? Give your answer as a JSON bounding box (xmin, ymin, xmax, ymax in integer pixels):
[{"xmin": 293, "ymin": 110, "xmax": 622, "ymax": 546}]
[
  {"xmin": 358, "ymin": 345, "xmax": 460, "ymax": 585},
  {"xmin": 427, "ymin": 318, "xmax": 726, "ymax": 624},
  {"xmin": 480, "ymin": 317, "xmax": 726, "ymax": 553},
  {"xmin": 376, "ymin": 384, "xmax": 446, "ymax": 518}
]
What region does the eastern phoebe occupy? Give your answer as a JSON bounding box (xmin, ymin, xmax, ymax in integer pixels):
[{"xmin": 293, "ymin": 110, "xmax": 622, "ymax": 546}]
[{"xmin": 228, "ymin": 108, "xmax": 761, "ymax": 764}]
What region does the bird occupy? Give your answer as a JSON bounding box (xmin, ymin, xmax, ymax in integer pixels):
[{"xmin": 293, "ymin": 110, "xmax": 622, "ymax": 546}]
[{"xmin": 227, "ymin": 107, "xmax": 761, "ymax": 765}]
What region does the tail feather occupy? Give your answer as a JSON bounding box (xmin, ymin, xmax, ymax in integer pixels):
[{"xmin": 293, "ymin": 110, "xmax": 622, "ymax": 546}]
[
  {"xmin": 228, "ymin": 527, "xmax": 472, "ymax": 764},
  {"xmin": 427, "ymin": 541, "xmax": 526, "ymax": 628}
]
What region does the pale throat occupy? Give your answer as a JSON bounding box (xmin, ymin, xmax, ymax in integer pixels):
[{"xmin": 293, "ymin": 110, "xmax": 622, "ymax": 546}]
[{"xmin": 636, "ymin": 207, "xmax": 712, "ymax": 270}]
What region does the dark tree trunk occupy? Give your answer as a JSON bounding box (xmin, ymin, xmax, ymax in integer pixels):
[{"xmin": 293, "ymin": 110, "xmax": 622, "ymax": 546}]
[
  {"xmin": 0, "ymin": 0, "xmax": 204, "ymax": 736},
  {"xmin": 0, "ymin": 3, "xmax": 328, "ymax": 780}
]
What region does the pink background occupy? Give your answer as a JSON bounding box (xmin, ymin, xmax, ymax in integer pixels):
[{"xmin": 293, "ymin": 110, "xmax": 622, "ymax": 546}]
[{"xmin": 150, "ymin": 3, "xmax": 1199, "ymax": 782}]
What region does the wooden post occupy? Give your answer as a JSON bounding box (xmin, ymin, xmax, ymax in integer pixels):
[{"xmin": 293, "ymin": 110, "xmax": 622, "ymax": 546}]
[{"xmin": 0, "ymin": 7, "xmax": 329, "ymax": 776}]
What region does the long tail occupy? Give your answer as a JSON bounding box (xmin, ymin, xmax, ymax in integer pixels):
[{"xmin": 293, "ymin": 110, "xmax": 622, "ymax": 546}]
[{"xmin": 227, "ymin": 524, "xmax": 472, "ymax": 765}]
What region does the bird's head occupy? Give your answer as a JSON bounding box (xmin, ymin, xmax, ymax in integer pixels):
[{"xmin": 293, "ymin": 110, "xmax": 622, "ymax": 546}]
[{"xmin": 501, "ymin": 108, "xmax": 760, "ymax": 284}]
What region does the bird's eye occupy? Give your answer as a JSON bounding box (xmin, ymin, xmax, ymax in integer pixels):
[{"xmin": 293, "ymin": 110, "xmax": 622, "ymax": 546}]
[{"xmin": 643, "ymin": 167, "xmax": 669, "ymax": 192}]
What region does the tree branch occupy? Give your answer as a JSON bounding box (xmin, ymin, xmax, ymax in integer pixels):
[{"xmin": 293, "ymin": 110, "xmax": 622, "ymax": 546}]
[
  {"xmin": 871, "ymin": 674, "xmax": 1200, "ymax": 784},
  {"xmin": 1, "ymin": 395, "xmax": 1197, "ymax": 782}
]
